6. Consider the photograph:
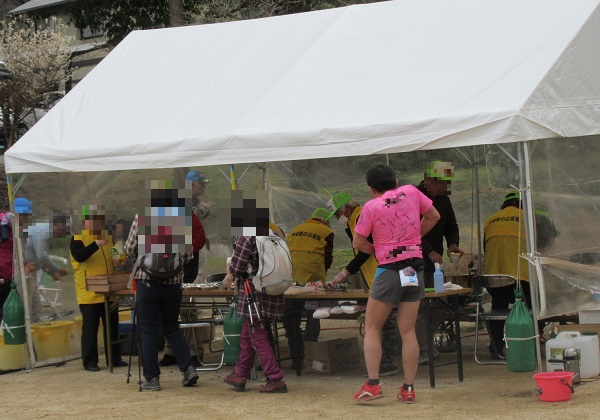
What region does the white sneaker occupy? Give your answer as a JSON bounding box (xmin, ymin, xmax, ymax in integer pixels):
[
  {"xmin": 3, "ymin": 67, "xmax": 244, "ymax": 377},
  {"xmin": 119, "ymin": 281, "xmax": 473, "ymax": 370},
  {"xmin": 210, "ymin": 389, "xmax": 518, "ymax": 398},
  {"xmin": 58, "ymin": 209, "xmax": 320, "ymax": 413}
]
[
  {"xmin": 341, "ymin": 305, "xmax": 365, "ymax": 314},
  {"xmin": 329, "ymin": 306, "xmax": 344, "ymax": 315},
  {"xmin": 313, "ymin": 307, "xmax": 331, "ymax": 319}
]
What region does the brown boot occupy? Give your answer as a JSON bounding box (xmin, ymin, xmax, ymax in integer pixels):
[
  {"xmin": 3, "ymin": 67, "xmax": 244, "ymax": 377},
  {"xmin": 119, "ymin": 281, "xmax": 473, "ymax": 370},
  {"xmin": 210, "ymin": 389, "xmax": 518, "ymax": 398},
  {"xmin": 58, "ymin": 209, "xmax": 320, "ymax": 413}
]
[{"xmin": 259, "ymin": 378, "xmax": 288, "ymax": 393}]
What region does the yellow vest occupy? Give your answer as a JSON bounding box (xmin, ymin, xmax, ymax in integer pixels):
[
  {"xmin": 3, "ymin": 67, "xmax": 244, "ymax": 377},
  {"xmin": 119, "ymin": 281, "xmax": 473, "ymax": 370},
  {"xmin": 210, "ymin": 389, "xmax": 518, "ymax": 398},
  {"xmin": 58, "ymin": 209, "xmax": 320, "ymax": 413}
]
[
  {"xmin": 484, "ymin": 206, "xmax": 529, "ymax": 281},
  {"xmin": 287, "ymin": 219, "xmax": 332, "ymax": 285},
  {"xmin": 70, "ymin": 231, "xmax": 116, "ymax": 304},
  {"xmin": 348, "ymin": 206, "xmax": 378, "ymax": 289}
]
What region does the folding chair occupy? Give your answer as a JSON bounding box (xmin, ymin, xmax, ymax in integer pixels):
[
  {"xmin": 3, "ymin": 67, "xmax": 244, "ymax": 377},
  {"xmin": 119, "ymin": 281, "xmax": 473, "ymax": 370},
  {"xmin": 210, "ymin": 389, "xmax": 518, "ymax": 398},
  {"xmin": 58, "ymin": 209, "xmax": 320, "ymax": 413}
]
[
  {"xmin": 472, "ymin": 274, "xmax": 517, "ymax": 365},
  {"xmin": 179, "ymin": 273, "xmax": 229, "ymax": 371}
]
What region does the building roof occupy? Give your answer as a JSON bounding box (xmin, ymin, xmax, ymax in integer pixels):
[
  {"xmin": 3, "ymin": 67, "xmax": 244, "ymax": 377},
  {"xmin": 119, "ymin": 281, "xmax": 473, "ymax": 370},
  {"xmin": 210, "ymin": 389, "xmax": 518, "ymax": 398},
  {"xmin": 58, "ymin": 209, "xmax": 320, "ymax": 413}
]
[{"xmin": 9, "ymin": 0, "xmax": 74, "ymax": 15}]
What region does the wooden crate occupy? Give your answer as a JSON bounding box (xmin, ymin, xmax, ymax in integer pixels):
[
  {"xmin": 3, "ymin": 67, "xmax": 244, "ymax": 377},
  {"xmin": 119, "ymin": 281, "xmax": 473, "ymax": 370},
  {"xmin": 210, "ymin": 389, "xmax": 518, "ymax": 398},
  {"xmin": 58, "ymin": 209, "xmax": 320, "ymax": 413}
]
[{"xmin": 86, "ymin": 273, "xmax": 131, "ymax": 292}]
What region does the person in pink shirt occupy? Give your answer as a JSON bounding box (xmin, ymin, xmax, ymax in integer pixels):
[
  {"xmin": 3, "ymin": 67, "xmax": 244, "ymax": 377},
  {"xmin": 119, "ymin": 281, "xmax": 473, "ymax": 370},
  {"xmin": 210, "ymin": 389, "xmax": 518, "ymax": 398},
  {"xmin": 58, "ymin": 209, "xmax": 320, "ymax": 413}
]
[{"xmin": 352, "ymin": 163, "xmax": 440, "ymax": 403}]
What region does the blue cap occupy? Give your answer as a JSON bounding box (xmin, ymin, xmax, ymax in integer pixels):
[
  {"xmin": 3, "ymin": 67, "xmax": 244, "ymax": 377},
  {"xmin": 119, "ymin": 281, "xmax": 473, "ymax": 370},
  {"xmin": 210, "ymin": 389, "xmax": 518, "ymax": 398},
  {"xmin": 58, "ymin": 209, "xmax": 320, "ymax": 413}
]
[
  {"xmin": 14, "ymin": 198, "xmax": 32, "ymax": 214},
  {"xmin": 185, "ymin": 171, "xmax": 209, "ymax": 184}
]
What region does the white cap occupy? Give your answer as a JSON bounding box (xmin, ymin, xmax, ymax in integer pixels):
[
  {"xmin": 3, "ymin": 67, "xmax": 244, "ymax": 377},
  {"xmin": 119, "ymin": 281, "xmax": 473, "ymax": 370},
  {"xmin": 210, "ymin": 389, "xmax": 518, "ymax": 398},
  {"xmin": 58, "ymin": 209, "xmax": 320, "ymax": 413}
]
[{"xmin": 434, "ymin": 263, "xmax": 441, "ymax": 270}]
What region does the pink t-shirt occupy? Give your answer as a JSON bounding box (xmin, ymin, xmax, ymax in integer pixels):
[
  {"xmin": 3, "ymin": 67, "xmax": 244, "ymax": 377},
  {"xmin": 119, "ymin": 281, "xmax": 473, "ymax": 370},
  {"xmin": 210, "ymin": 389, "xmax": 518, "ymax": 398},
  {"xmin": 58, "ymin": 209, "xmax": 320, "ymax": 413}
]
[{"xmin": 354, "ymin": 185, "xmax": 433, "ymax": 264}]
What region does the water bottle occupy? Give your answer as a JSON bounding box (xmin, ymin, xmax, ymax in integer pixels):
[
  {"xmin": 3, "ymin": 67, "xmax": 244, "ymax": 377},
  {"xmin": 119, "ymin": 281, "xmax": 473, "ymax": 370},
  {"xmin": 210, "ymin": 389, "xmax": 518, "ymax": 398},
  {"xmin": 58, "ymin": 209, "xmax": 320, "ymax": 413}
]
[{"xmin": 433, "ymin": 263, "xmax": 444, "ymax": 292}]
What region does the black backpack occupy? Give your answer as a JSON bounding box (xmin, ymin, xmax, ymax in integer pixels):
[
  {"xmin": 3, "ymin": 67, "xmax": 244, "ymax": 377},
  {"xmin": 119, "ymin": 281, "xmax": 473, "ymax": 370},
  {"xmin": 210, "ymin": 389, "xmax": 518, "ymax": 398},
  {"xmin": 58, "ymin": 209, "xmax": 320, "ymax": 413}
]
[{"xmin": 140, "ymin": 253, "xmax": 183, "ymax": 280}]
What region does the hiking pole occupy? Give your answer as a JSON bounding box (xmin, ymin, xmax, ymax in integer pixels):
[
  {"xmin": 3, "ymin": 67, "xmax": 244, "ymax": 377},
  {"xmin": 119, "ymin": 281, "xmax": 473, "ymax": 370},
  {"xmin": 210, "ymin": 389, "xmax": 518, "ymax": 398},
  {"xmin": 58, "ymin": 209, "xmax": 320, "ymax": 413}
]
[
  {"xmin": 243, "ymin": 278, "xmax": 261, "ymax": 334},
  {"xmin": 243, "ymin": 278, "xmax": 255, "ymax": 331},
  {"xmin": 136, "ymin": 296, "xmax": 143, "ymax": 392},
  {"xmin": 126, "ymin": 299, "xmax": 135, "ymax": 384},
  {"xmin": 242, "ymin": 279, "xmax": 266, "ymax": 376}
]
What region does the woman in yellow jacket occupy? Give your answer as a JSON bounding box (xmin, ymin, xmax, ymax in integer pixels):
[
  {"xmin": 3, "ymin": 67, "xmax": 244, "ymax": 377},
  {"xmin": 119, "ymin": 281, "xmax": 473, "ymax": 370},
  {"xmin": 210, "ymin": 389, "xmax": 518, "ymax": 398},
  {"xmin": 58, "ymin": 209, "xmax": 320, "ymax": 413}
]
[{"xmin": 70, "ymin": 205, "xmax": 126, "ymax": 372}]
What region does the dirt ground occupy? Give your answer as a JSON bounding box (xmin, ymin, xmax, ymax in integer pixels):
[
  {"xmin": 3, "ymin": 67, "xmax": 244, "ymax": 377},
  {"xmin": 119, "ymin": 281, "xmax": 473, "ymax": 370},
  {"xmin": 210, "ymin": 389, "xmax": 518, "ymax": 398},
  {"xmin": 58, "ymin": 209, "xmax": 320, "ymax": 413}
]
[{"xmin": 2, "ymin": 322, "xmax": 599, "ymax": 420}]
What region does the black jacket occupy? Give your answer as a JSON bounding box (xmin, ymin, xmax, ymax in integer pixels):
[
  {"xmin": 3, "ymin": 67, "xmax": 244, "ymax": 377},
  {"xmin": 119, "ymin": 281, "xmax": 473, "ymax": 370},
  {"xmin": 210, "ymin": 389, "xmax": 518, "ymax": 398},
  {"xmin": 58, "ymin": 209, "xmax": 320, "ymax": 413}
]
[{"xmin": 417, "ymin": 181, "xmax": 460, "ymax": 273}]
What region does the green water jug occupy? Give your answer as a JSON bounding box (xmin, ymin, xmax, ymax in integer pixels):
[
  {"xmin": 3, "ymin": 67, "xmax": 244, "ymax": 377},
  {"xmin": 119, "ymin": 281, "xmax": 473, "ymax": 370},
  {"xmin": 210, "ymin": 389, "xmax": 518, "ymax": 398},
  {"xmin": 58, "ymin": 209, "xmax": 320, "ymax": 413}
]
[
  {"xmin": 2, "ymin": 283, "xmax": 27, "ymax": 345},
  {"xmin": 505, "ymin": 289, "xmax": 536, "ymax": 372},
  {"xmin": 223, "ymin": 296, "xmax": 244, "ymax": 365}
]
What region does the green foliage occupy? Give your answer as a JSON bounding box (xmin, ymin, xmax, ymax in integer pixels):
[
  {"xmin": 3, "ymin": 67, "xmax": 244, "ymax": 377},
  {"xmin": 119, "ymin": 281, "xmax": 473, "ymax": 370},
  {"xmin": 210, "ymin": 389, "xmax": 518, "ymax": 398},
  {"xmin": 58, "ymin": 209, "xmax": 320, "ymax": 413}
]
[
  {"xmin": 68, "ymin": 0, "xmax": 385, "ymax": 46},
  {"xmin": 68, "ymin": 0, "xmax": 203, "ymax": 46}
]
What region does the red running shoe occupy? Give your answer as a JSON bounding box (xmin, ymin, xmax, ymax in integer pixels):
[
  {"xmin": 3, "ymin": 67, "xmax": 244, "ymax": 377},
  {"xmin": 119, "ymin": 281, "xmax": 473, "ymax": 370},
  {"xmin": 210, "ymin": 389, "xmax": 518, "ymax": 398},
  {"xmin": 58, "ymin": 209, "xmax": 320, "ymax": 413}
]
[
  {"xmin": 353, "ymin": 382, "xmax": 383, "ymax": 401},
  {"xmin": 398, "ymin": 385, "xmax": 416, "ymax": 403}
]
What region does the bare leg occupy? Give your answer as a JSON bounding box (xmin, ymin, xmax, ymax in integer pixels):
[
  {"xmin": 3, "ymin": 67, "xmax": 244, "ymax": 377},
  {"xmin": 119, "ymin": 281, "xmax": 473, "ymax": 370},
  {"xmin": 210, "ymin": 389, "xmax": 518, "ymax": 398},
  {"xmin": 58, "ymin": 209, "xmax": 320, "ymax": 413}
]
[
  {"xmin": 397, "ymin": 300, "xmax": 421, "ymax": 384},
  {"xmin": 363, "ymin": 297, "xmax": 394, "ymax": 380}
]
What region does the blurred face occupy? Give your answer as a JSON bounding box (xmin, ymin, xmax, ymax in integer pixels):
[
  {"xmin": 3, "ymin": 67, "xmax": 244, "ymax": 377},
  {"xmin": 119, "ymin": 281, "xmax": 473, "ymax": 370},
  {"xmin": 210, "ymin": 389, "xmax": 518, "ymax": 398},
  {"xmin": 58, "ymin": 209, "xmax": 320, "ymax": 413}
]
[
  {"xmin": 83, "ymin": 216, "xmax": 106, "ymax": 237},
  {"xmin": 18, "ymin": 213, "xmax": 30, "ymax": 229},
  {"xmin": 333, "ymin": 207, "xmax": 344, "ymax": 219},
  {"xmin": 53, "ymin": 222, "xmax": 67, "ymax": 238},
  {"xmin": 192, "ymin": 181, "xmax": 206, "ymax": 196},
  {"xmin": 114, "ymin": 223, "xmax": 124, "ymax": 239},
  {"xmin": 423, "ymin": 176, "xmax": 450, "ymax": 197}
]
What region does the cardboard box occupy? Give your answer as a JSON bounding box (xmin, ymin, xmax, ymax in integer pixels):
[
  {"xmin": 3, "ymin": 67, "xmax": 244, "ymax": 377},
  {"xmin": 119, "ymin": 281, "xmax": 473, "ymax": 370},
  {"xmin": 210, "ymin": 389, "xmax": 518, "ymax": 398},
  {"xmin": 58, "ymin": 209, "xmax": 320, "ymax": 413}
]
[
  {"xmin": 86, "ymin": 273, "xmax": 130, "ymax": 292},
  {"xmin": 305, "ymin": 337, "xmax": 361, "ymax": 373},
  {"xmin": 555, "ymin": 324, "xmax": 600, "ymax": 352}
]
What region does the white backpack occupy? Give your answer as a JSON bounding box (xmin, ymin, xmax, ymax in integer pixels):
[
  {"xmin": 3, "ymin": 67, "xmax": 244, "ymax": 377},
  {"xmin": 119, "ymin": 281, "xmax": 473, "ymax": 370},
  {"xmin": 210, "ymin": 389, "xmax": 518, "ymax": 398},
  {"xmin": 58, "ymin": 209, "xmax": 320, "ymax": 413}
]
[{"xmin": 253, "ymin": 233, "xmax": 293, "ymax": 296}]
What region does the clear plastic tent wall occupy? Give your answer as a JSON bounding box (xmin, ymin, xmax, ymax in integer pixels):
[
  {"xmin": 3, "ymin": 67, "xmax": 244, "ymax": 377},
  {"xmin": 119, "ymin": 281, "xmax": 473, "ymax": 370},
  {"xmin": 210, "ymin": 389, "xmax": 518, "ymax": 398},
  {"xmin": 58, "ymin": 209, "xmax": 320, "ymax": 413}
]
[
  {"xmin": 13, "ymin": 139, "xmax": 600, "ymax": 365},
  {"xmin": 527, "ymin": 135, "xmax": 600, "ymax": 318}
]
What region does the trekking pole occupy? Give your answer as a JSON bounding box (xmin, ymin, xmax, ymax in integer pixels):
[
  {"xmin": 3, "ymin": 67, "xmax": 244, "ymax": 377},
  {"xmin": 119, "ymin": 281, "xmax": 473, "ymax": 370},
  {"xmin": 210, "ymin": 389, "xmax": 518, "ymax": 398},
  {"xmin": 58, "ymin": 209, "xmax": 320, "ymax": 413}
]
[
  {"xmin": 136, "ymin": 297, "xmax": 143, "ymax": 392},
  {"xmin": 126, "ymin": 309, "xmax": 134, "ymax": 383},
  {"xmin": 243, "ymin": 278, "xmax": 255, "ymax": 331},
  {"xmin": 243, "ymin": 278, "xmax": 261, "ymax": 333},
  {"xmin": 242, "ymin": 279, "xmax": 266, "ymax": 376}
]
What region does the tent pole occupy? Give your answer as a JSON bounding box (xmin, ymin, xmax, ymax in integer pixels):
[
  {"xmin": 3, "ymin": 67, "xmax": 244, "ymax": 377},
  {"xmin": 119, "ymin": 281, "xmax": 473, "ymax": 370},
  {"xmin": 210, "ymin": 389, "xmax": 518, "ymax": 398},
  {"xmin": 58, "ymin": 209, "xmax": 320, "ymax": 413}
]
[
  {"xmin": 519, "ymin": 141, "xmax": 543, "ymax": 371},
  {"xmin": 7, "ymin": 175, "xmax": 34, "ymax": 369},
  {"xmin": 474, "ymin": 147, "xmax": 483, "ymax": 274}
]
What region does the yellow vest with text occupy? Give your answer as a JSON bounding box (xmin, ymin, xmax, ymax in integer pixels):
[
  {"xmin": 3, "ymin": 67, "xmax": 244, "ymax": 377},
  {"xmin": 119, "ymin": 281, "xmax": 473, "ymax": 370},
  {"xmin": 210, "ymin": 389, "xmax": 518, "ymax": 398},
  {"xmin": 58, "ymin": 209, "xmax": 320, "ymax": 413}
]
[
  {"xmin": 484, "ymin": 206, "xmax": 529, "ymax": 281},
  {"xmin": 348, "ymin": 206, "xmax": 379, "ymax": 289},
  {"xmin": 287, "ymin": 219, "xmax": 332, "ymax": 285},
  {"xmin": 70, "ymin": 231, "xmax": 116, "ymax": 304}
]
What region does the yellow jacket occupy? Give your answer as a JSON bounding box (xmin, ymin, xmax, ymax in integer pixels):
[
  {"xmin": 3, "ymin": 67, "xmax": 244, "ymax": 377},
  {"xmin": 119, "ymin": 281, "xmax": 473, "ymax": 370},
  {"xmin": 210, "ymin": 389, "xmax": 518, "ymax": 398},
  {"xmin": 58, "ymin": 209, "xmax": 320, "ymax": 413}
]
[
  {"xmin": 287, "ymin": 219, "xmax": 333, "ymax": 285},
  {"xmin": 484, "ymin": 206, "xmax": 529, "ymax": 281},
  {"xmin": 348, "ymin": 206, "xmax": 378, "ymax": 288},
  {"xmin": 70, "ymin": 231, "xmax": 115, "ymax": 304}
]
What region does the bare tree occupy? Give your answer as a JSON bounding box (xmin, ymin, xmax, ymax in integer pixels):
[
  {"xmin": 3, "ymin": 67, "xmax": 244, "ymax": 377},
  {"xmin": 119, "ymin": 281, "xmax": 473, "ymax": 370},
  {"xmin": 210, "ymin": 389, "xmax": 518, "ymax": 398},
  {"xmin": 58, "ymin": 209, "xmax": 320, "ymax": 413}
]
[
  {"xmin": 169, "ymin": 0, "xmax": 185, "ymax": 26},
  {"xmin": 0, "ymin": 19, "xmax": 74, "ymax": 149}
]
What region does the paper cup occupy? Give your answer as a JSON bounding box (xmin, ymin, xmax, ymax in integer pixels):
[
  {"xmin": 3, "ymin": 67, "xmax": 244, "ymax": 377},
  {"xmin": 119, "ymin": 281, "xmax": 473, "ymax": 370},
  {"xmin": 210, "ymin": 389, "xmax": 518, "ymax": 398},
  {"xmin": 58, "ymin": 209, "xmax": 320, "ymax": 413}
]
[{"xmin": 449, "ymin": 253, "xmax": 460, "ymax": 264}]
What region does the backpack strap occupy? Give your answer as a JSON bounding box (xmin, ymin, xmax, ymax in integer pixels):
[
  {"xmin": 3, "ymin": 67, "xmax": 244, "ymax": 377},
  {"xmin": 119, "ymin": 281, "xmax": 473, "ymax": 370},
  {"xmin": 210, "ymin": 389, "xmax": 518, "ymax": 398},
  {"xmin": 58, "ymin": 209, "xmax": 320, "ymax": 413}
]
[{"xmin": 127, "ymin": 254, "xmax": 144, "ymax": 289}]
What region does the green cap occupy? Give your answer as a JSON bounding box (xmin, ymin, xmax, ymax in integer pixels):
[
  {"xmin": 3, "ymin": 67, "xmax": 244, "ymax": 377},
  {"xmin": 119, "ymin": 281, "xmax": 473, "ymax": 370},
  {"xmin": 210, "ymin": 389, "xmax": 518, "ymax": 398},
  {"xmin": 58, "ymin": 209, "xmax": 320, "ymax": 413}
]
[
  {"xmin": 425, "ymin": 161, "xmax": 454, "ymax": 181},
  {"xmin": 503, "ymin": 190, "xmax": 520, "ymax": 203},
  {"xmin": 81, "ymin": 204, "xmax": 105, "ymax": 219},
  {"xmin": 311, "ymin": 208, "xmax": 331, "ymax": 220},
  {"xmin": 326, "ymin": 192, "xmax": 352, "ymax": 220}
]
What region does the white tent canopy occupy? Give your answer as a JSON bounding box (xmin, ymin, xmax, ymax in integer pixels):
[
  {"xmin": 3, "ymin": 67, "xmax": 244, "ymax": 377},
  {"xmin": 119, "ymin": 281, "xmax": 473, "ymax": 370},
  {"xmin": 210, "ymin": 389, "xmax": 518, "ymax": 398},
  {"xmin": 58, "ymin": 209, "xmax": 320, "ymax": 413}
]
[{"xmin": 5, "ymin": 0, "xmax": 600, "ymax": 174}]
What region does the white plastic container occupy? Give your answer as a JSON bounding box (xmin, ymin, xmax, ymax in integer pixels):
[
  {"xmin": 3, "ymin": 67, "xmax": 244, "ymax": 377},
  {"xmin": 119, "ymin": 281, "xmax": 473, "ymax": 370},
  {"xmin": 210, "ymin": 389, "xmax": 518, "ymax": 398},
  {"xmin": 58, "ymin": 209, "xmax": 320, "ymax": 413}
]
[
  {"xmin": 546, "ymin": 331, "xmax": 600, "ymax": 378},
  {"xmin": 578, "ymin": 332, "xmax": 600, "ymax": 378},
  {"xmin": 579, "ymin": 304, "xmax": 600, "ymax": 324}
]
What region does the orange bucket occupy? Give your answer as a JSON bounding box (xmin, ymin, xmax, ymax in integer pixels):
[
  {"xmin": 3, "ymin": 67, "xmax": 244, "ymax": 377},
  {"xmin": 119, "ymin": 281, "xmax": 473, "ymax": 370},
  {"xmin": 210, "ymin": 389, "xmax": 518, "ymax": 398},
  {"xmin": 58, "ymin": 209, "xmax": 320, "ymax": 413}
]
[{"xmin": 533, "ymin": 371, "xmax": 574, "ymax": 402}]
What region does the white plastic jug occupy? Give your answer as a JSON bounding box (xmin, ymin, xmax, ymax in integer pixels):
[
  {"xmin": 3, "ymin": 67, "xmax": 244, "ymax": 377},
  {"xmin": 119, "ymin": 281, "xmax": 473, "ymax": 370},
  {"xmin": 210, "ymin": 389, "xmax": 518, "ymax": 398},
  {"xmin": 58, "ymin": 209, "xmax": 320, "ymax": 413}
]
[
  {"xmin": 546, "ymin": 331, "xmax": 579, "ymax": 373},
  {"xmin": 546, "ymin": 331, "xmax": 600, "ymax": 378},
  {"xmin": 575, "ymin": 332, "xmax": 600, "ymax": 379}
]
